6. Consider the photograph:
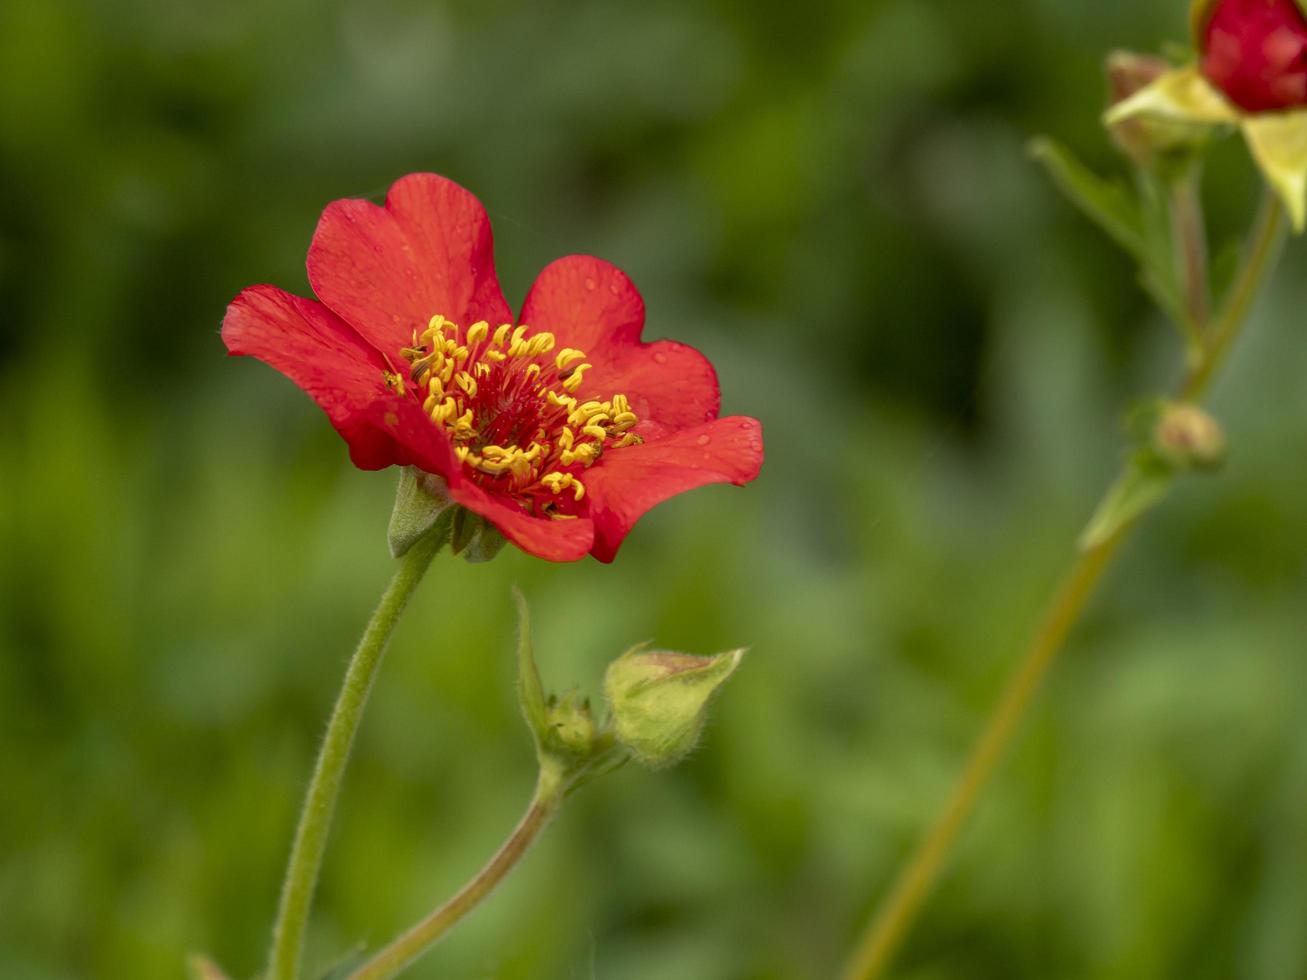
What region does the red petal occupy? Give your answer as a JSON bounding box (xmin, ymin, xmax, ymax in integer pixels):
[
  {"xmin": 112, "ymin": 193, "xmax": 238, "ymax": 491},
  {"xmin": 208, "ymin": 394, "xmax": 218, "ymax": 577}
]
[
  {"xmin": 306, "ymin": 173, "xmax": 513, "ymax": 356},
  {"xmin": 447, "ymin": 480, "xmax": 596, "ymax": 563},
  {"xmin": 520, "ymin": 255, "xmax": 720, "ymax": 429},
  {"xmin": 582, "ymin": 416, "xmax": 764, "ymax": 562},
  {"xmin": 518, "ymin": 255, "xmax": 645, "ymax": 354},
  {"xmin": 222, "ymin": 285, "xmax": 401, "ymax": 468}
]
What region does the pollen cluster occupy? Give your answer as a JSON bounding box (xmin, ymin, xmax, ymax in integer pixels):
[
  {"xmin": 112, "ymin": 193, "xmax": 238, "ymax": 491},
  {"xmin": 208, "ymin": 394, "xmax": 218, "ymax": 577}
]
[{"xmin": 395, "ymin": 315, "xmax": 641, "ymax": 519}]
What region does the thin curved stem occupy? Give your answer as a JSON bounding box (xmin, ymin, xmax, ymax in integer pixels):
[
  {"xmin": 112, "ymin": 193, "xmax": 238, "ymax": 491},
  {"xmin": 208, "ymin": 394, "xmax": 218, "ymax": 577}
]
[
  {"xmin": 839, "ymin": 191, "xmax": 1286, "ymax": 980},
  {"xmin": 267, "ymin": 533, "xmax": 443, "ymax": 980},
  {"xmin": 345, "ymin": 764, "xmax": 566, "ymax": 980}
]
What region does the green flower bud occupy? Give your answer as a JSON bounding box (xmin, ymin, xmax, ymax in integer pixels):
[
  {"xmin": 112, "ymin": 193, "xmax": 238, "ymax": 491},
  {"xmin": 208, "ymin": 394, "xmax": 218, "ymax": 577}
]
[
  {"xmin": 604, "ymin": 647, "xmax": 745, "ymax": 769},
  {"xmin": 1153, "ymin": 401, "xmax": 1227, "ymax": 470}
]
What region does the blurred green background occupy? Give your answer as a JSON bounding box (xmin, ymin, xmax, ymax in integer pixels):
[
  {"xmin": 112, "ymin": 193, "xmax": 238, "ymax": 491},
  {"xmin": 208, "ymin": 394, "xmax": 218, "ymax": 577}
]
[{"xmin": 3, "ymin": 0, "xmax": 1307, "ymax": 977}]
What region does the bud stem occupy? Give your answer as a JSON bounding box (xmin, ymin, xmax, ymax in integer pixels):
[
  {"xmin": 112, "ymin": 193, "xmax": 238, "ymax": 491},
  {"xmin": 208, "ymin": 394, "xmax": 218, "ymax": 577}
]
[
  {"xmin": 840, "ymin": 189, "xmax": 1286, "ymax": 980},
  {"xmin": 344, "ymin": 762, "xmax": 568, "ymax": 980},
  {"xmin": 266, "ymin": 531, "xmax": 444, "ymax": 980}
]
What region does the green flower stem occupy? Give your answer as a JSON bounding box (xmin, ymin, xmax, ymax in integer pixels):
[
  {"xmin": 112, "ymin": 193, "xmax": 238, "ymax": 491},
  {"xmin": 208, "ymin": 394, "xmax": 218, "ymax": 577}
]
[
  {"xmin": 839, "ymin": 191, "xmax": 1286, "ymax": 980},
  {"xmin": 267, "ymin": 532, "xmax": 444, "ymax": 980},
  {"xmin": 345, "ymin": 761, "xmax": 568, "ymax": 980}
]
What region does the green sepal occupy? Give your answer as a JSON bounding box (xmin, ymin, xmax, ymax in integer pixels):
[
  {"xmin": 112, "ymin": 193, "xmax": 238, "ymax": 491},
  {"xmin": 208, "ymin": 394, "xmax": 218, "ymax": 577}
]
[
  {"xmin": 604, "ymin": 646, "xmax": 745, "ymax": 769},
  {"xmin": 388, "ymin": 467, "xmax": 455, "ymax": 558},
  {"xmin": 1080, "ymin": 452, "xmax": 1175, "ymax": 550},
  {"xmin": 513, "ymin": 586, "xmax": 549, "ymax": 753},
  {"xmin": 186, "ymin": 955, "xmax": 232, "ymax": 980}
]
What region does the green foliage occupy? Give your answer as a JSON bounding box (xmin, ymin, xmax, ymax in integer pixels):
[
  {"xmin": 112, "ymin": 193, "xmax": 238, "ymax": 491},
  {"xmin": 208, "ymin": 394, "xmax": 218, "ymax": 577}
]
[{"xmin": 2, "ymin": 2, "xmax": 1307, "ymax": 980}]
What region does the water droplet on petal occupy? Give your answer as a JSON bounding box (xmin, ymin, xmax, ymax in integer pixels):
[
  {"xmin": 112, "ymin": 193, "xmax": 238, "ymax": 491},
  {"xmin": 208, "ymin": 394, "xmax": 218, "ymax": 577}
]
[
  {"xmin": 584, "ymin": 277, "xmax": 597, "ymax": 291},
  {"xmin": 696, "ymin": 434, "xmax": 711, "ymax": 446},
  {"xmin": 737, "ymin": 419, "xmax": 755, "ymax": 430},
  {"xmin": 652, "ymin": 352, "xmax": 668, "ymax": 364},
  {"xmin": 609, "ymin": 280, "xmax": 622, "ymax": 294},
  {"xmin": 749, "ymin": 439, "xmax": 763, "ymax": 452}
]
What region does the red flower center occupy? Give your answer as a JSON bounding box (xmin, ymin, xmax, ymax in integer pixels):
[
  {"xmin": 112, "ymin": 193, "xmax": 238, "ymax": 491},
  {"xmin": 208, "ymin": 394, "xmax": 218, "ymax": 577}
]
[
  {"xmin": 1203, "ymin": 0, "xmax": 1307, "ymax": 112},
  {"xmin": 394, "ymin": 315, "xmax": 642, "ymax": 520}
]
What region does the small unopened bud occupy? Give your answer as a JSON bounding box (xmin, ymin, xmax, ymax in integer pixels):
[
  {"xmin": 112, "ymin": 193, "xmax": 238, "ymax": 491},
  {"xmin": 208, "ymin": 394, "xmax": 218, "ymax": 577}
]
[
  {"xmin": 604, "ymin": 647, "xmax": 744, "ymax": 769},
  {"xmin": 1153, "ymin": 402, "xmax": 1226, "ymax": 469}
]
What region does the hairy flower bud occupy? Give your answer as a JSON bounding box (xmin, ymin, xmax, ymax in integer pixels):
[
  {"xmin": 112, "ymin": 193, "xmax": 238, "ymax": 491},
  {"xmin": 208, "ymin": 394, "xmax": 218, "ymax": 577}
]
[
  {"xmin": 604, "ymin": 647, "xmax": 744, "ymax": 769},
  {"xmin": 1199, "ymin": 0, "xmax": 1307, "ymax": 111}
]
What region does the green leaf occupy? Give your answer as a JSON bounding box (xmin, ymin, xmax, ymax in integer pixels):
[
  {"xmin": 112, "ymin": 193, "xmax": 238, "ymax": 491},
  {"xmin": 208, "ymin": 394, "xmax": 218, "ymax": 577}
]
[
  {"xmin": 1080, "ymin": 454, "xmax": 1175, "ymax": 550},
  {"xmin": 1029, "ymin": 137, "xmax": 1147, "ymax": 258}
]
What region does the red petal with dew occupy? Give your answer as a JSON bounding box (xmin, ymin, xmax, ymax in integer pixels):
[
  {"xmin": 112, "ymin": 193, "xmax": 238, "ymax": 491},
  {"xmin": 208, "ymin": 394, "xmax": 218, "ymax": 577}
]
[
  {"xmin": 582, "ymin": 416, "xmax": 764, "ymax": 562},
  {"xmin": 307, "ymin": 173, "xmax": 513, "ymax": 357},
  {"xmin": 520, "ymin": 255, "xmax": 720, "ymax": 429}
]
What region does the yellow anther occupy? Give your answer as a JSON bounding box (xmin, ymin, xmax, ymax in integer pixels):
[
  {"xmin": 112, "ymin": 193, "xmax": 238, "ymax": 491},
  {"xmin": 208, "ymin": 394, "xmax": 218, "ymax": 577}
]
[
  {"xmin": 484, "ymin": 349, "xmax": 507, "ymax": 363},
  {"xmin": 526, "ymin": 332, "xmax": 556, "ymax": 356},
  {"xmin": 455, "ymin": 372, "xmax": 478, "ymax": 397},
  {"xmin": 480, "ymin": 445, "xmax": 511, "ymax": 459},
  {"xmin": 466, "ymin": 320, "xmax": 489, "ymax": 345},
  {"xmin": 570, "ymin": 478, "xmax": 586, "ymax": 502},
  {"xmin": 561, "ymin": 363, "xmax": 591, "ymax": 392},
  {"xmin": 558, "ymin": 427, "xmax": 575, "ymax": 451},
  {"xmin": 507, "ymin": 325, "xmax": 530, "ymax": 356},
  {"xmin": 474, "ymin": 361, "xmax": 493, "ymax": 379},
  {"xmin": 523, "ymin": 442, "xmax": 544, "ymax": 461},
  {"xmin": 611, "ymin": 411, "xmax": 638, "ymax": 431},
  {"xmin": 582, "ymin": 424, "xmax": 608, "ymax": 441},
  {"xmin": 455, "ymin": 446, "xmax": 471, "ymax": 463},
  {"xmin": 427, "ymin": 376, "xmax": 444, "ymax": 397},
  {"xmin": 383, "ymin": 371, "xmax": 406, "ymax": 394},
  {"xmin": 547, "ymin": 390, "xmax": 576, "ymax": 410},
  {"xmin": 423, "ymin": 393, "xmax": 439, "ymax": 414},
  {"xmin": 615, "ymin": 432, "xmax": 644, "ymax": 448},
  {"xmin": 451, "ymin": 345, "xmax": 469, "ymax": 364},
  {"xmin": 611, "ymin": 393, "xmax": 630, "ymax": 415},
  {"xmin": 453, "ymin": 409, "xmax": 476, "ymax": 440},
  {"xmin": 524, "ymin": 363, "xmax": 541, "ymax": 381},
  {"xmin": 427, "ymin": 314, "xmax": 450, "ymax": 333},
  {"xmin": 492, "ymin": 324, "xmax": 512, "ymax": 347},
  {"xmin": 555, "ymin": 348, "xmax": 586, "ymax": 371}
]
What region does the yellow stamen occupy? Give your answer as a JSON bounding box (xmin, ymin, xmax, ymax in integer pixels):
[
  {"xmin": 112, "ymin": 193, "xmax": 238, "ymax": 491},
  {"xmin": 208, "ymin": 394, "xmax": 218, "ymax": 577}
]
[{"xmin": 466, "ymin": 320, "xmax": 489, "ymax": 345}]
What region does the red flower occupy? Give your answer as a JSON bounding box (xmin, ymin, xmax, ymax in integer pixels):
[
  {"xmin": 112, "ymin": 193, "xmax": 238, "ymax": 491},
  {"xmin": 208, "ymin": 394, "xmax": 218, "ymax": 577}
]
[
  {"xmin": 1201, "ymin": 0, "xmax": 1307, "ymax": 112},
  {"xmin": 222, "ymin": 173, "xmax": 763, "ymax": 563}
]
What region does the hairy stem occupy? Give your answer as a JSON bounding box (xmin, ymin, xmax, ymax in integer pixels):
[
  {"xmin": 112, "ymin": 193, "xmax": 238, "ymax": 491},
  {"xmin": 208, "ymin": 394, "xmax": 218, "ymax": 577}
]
[
  {"xmin": 267, "ymin": 533, "xmax": 443, "ymax": 980},
  {"xmin": 839, "ymin": 191, "xmax": 1285, "ymax": 980}
]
